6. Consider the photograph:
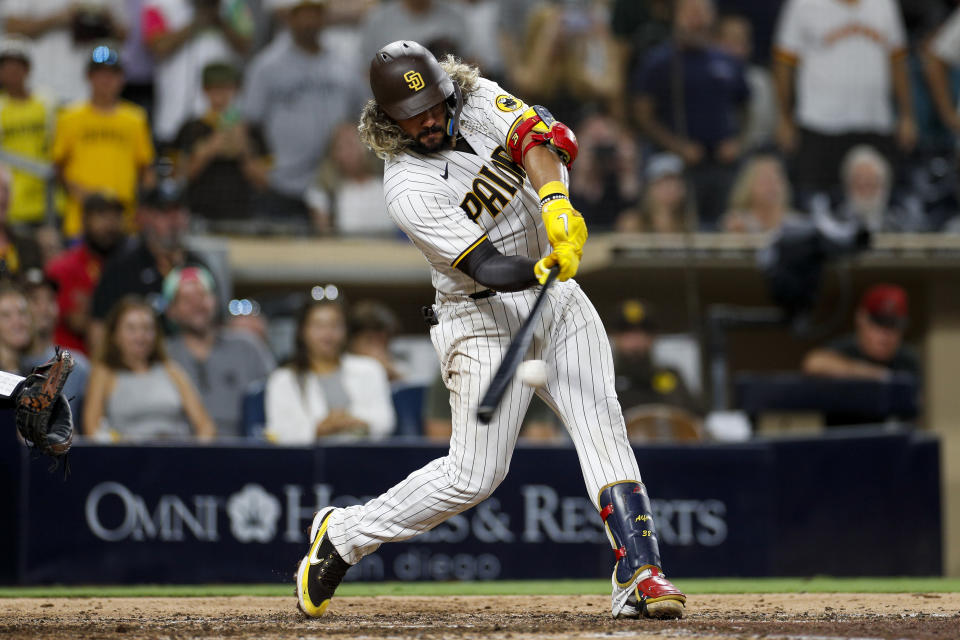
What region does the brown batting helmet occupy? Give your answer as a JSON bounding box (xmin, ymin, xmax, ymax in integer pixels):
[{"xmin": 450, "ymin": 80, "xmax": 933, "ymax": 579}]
[{"xmin": 369, "ymin": 40, "xmax": 463, "ymax": 136}]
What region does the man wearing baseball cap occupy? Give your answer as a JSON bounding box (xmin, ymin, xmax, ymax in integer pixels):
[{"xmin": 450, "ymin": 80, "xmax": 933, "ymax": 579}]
[
  {"xmin": 0, "ymin": 36, "xmax": 55, "ymax": 226},
  {"xmin": 52, "ymin": 46, "xmax": 155, "ymax": 237},
  {"xmin": 20, "ymin": 268, "xmax": 91, "ymax": 420},
  {"xmin": 0, "ymin": 2, "xmax": 125, "ymax": 105},
  {"xmin": 87, "ymin": 173, "xmax": 210, "ymax": 353},
  {"xmin": 611, "ymin": 299, "xmax": 701, "ymax": 416},
  {"xmin": 44, "ymin": 191, "xmax": 126, "ymax": 354},
  {"xmin": 803, "ymin": 283, "xmax": 919, "ymax": 382},
  {"xmin": 142, "ymin": 0, "xmax": 253, "ymax": 145}
]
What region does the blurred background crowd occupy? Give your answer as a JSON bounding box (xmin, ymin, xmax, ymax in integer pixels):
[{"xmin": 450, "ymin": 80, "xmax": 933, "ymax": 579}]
[{"xmin": 0, "ymin": 0, "xmax": 950, "ymax": 444}]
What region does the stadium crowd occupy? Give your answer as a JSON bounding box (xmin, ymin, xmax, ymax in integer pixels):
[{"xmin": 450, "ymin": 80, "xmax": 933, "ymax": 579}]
[{"xmin": 0, "ymin": 0, "xmax": 946, "ymax": 442}]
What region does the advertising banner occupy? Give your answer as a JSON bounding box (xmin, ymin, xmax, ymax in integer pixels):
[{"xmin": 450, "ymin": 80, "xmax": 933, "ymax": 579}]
[{"xmin": 0, "ymin": 427, "xmax": 940, "ymax": 584}]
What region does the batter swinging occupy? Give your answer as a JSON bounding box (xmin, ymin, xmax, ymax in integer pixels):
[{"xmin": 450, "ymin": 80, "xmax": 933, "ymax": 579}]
[{"xmin": 296, "ymin": 40, "xmax": 686, "ymax": 620}]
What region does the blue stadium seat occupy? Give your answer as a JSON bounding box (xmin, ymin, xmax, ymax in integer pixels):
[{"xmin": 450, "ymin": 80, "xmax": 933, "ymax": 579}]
[
  {"xmin": 391, "ymin": 384, "xmax": 428, "ymax": 437},
  {"xmin": 241, "ymin": 380, "xmax": 267, "ymax": 439}
]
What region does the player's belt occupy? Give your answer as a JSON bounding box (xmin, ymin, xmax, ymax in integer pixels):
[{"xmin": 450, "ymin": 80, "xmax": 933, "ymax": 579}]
[{"xmin": 468, "ymin": 289, "xmax": 497, "ymax": 300}]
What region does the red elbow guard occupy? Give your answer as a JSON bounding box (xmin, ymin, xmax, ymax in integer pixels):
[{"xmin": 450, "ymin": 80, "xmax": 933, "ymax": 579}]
[
  {"xmin": 548, "ymin": 121, "xmax": 578, "ymax": 168},
  {"xmin": 507, "ymin": 106, "xmax": 579, "ymax": 169}
]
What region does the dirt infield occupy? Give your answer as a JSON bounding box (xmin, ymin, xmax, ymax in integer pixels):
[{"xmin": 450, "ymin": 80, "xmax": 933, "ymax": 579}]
[{"xmin": 2, "ymin": 593, "xmax": 958, "ymax": 640}]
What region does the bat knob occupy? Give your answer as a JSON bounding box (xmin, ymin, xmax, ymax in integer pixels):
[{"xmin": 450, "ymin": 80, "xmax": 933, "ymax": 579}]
[{"xmin": 477, "ymin": 406, "xmax": 494, "ymax": 424}]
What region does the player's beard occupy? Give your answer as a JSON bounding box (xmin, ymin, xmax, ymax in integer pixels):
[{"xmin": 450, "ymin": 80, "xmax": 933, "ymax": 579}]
[{"xmin": 412, "ymin": 124, "xmax": 449, "ymax": 153}]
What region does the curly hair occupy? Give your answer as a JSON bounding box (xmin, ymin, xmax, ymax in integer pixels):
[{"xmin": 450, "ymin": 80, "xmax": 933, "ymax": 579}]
[{"xmin": 358, "ymin": 56, "xmax": 481, "ymax": 160}]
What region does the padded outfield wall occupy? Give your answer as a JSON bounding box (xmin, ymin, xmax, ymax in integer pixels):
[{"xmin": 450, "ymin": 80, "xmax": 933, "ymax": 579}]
[{"xmin": 0, "ymin": 420, "xmax": 941, "ymax": 584}]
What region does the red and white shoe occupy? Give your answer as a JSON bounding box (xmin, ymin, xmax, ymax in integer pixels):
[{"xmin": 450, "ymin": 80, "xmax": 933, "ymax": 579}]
[{"xmin": 611, "ymin": 565, "xmax": 686, "ymax": 619}]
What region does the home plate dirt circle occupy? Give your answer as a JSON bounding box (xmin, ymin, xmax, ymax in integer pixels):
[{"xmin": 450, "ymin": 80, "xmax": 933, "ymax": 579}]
[{"xmin": 2, "ymin": 593, "xmax": 959, "ymax": 639}]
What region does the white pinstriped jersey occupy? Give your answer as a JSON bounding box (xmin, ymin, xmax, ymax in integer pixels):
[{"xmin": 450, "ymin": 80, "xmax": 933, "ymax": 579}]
[{"xmin": 384, "ymin": 78, "xmax": 552, "ymax": 295}]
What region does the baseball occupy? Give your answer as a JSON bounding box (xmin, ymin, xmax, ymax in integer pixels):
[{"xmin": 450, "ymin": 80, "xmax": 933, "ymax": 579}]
[{"xmin": 518, "ymin": 359, "xmax": 548, "ymax": 387}]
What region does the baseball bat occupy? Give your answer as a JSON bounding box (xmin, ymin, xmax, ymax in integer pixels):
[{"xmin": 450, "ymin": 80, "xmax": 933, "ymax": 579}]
[{"xmin": 477, "ymin": 266, "xmax": 559, "ymax": 424}]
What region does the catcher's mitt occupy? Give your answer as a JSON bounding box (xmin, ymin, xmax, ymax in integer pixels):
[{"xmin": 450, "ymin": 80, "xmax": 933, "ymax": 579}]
[{"xmin": 14, "ymin": 350, "xmax": 76, "ymax": 464}]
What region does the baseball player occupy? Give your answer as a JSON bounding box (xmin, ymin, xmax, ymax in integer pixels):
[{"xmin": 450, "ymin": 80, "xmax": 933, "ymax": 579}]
[{"xmin": 296, "ymin": 41, "xmax": 686, "ymax": 620}]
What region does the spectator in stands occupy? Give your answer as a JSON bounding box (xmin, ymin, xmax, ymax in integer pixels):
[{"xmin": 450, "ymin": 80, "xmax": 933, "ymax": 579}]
[
  {"xmin": 509, "ymin": 0, "xmax": 623, "ymax": 124},
  {"xmin": 803, "ymin": 284, "xmax": 919, "ymax": 381},
  {"xmin": 52, "ymin": 46, "xmax": 155, "ymax": 239},
  {"xmin": 610, "ymin": 0, "xmax": 672, "ymax": 82},
  {"xmin": 20, "ymin": 268, "xmax": 90, "ymax": 419},
  {"xmin": 898, "ymin": 0, "xmax": 954, "ymax": 152},
  {"xmin": 0, "ymin": 282, "xmax": 31, "ymax": 373},
  {"xmin": 773, "ymin": 0, "xmax": 915, "ymax": 198},
  {"xmin": 84, "ymin": 296, "xmax": 215, "ymax": 441},
  {"xmin": 175, "ymin": 62, "xmax": 270, "ymax": 226},
  {"xmin": 306, "ymin": 122, "xmax": 391, "ymax": 236},
  {"xmin": 262, "ymin": 0, "xmax": 294, "ymax": 30},
  {"xmin": 90, "ymin": 176, "xmax": 209, "ymax": 352},
  {"xmin": 244, "ymin": 0, "xmax": 366, "ymax": 223},
  {"xmin": 924, "ymin": 6, "xmax": 960, "ymax": 137},
  {"xmin": 265, "ymin": 299, "xmax": 394, "ymax": 444},
  {"xmin": 360, "ymin": 0, "xmax": 467, "ymax": 64},
  {"xmin": 902, "ymin": 0, "xmax": 954, "ymax": 51},
  {"xmin": 45, "ymin": 193, "xmax": 126, "ymax": 355},
  {"xmin": 120, "ymin": 0, "xmax": 157, "ymax": 115},
  {"xmin": 618, "ymin": 153, "xmax": 693, "ymax": 233},
  {"xmin": 0, "ymin": 1, "xmax": 126, "ymax": 105},
  {"xmin": 0, "ymin": 165, "xmax": 44, "ymax": 277},
  {"xmin": 424, "ymin": 371, "xmax": 561, "ymax": 442},
  {"xmin": 0, "ymin": 38, "xmax": 61, "ymax": 265},
  {"xmin": 494, "ymin": 1, "xmax": 543, "ymax": 78},
  {"xmin": 568, "ymin": 111, "xmax": 642, "ymax": 231},
  {"xmin": 346, "ymin": 300, "xmax": 404, "ymax": 383},
  {"xmin": 632, "ymin": 0, "xmax": 749, "ymax": 226},
  {"xmin": 164, "ymin": 265, "xmax": 275, "ymax": 438},
  {"xmin": 459, "ymin": 0, "xmax": 505, "ymax": 81},
  {"xmin": 722, "ymin": 154, "xmax": 800, "ymax": 233},
  {"xmin": 33, "ymin": 224, "xmax": 63, "ymax": 268},
  {"xmin": 827, "ymin": 145, "xmax": 927, "ymax": 233},
  {"xmin": 715, "ymin": 13, "xmax": 776, "ymax": 151},
  {"xmin": 143, "ymin": 0, "xmax": 253, "ymax": 146},
  {"xmin": 611, "ymin": 299, "xmax": 701, "ymax": 417},
  {"xmin": 0, "ymin": 36, "xmax": 56, "ymax": 228},
  {"xmin": 312, "ymin": 0, "xmax": 378, "ymax": 76}
]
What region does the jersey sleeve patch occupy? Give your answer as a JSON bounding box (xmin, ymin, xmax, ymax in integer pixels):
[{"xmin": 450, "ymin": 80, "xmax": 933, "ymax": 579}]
[{"xmin": 495, "ymin": 94, "xmax": 523, "ymax": 113}]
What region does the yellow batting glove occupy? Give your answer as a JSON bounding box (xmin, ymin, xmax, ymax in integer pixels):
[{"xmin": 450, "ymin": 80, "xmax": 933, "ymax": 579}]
[
  {"xmin": 533, "ymin": 253, "xmax": 557, "ymax": 285},
  {"xmin": 534, "ymin": 242, "xmax": 580, "ymax": 284},
  {"xmin": 538, "ymin": 181, "xmax": 588, "ymax": 255},
  {"xmin": 552, "ymin": 243, "xmax": 581, "ymax": 281}
]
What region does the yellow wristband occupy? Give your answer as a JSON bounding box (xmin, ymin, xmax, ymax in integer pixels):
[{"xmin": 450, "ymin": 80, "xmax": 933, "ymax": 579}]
[{"xmin": 537, "ymin": 181, "xmax": 568, "ymax": 201}]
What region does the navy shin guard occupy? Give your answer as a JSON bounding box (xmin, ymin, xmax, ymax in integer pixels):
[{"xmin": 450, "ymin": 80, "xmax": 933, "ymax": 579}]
[{"xmin": 598, "ymin": 481, "xmax": 663, "ymax": 586}]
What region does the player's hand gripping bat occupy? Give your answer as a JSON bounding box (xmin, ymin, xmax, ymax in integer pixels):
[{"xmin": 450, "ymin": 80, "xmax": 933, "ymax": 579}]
[{"xmin": 477, "ymin": 266, "xmax": 559, "ymax": 423}]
